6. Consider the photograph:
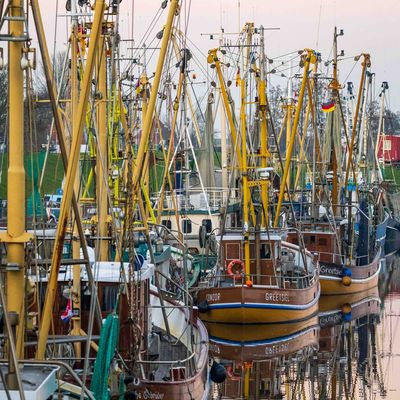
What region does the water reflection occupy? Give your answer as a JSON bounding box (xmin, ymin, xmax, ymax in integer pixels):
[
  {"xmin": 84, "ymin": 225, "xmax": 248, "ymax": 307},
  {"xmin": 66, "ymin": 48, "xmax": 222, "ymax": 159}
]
[{"xmin": 209, "ymin": 255, "xmax": 400, "ymax": 399}]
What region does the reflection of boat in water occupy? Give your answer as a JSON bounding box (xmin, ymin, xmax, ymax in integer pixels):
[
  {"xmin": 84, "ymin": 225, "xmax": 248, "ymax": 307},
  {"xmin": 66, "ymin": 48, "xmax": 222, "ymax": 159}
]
[
  {"xmin": 319, "ymin": 286, "xmax": 381, "ymax": 328},
  {"xmin": 315, "ymin": 287, "xmax": 384, "ymax": 398},
  {"xmin": 208, "ymin": 317, "xmax": 319, "ymax": 399}
]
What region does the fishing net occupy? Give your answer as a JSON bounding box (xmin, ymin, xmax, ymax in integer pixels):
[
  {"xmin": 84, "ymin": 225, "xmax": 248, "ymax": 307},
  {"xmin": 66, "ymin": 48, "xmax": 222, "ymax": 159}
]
[{"xmin": 90, "ymin": 313, "xmax": 120, "ymax": 399}]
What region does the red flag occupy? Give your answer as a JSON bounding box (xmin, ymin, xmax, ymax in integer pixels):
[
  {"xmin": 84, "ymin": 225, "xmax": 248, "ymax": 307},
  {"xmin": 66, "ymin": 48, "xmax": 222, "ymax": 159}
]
[{"xmin": 61, "ymin": 298, "xmax": 73, "ymax": 322}]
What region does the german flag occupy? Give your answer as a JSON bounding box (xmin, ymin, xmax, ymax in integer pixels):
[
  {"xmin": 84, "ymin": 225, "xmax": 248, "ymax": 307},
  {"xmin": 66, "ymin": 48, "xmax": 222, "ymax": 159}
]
[{"xmin": 322, "ymin": 101, "xmax": 335, "ymax": 113}]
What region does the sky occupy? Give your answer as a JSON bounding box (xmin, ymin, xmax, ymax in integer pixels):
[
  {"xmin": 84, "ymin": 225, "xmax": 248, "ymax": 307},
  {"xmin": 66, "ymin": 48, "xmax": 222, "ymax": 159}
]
[{"xmin": 35, "ymin": 0, "xmax": 400, "ymax": 110}]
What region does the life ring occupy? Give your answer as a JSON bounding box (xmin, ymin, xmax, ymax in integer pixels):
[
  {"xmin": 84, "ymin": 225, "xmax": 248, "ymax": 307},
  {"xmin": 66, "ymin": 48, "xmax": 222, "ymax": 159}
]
[{"xmin": 227, "ymin": 259, "xmax": 244, "ymax": 279}]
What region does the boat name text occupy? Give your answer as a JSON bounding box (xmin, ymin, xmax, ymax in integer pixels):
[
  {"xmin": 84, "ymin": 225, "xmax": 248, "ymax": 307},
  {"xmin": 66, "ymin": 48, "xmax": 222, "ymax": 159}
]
[
  {"xmin": 265, "ymin": 343, "xmax": 289, "ymax": 355},
  {"xmin": 320, "ymin": 264, "xmax": 342, "ymax": 276},
  {"xmin": 265, "ymin": 292, "xmax": 290, "ymax": 302},
  {"xmin": 206, "ymin": 293, "xmax": 221, "ymax": 302},
  {"xmin": 134, "ymin": 389, "xmax": 165, "ymax": 400}
]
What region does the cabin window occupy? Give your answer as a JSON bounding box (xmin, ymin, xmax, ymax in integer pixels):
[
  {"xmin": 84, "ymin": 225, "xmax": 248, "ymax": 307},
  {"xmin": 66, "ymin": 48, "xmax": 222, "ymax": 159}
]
[
  {"xmin": 303, "ymin": 236, "xmax": 310, "ymax": 245},
  {"xmin": 182, "ymin": 219, "xmax": 192, "ymax": 234},
  {"xmin": 260, "ymin": 243, "xmax": 271, "ymax": 259},
  {"xmin": 318, "ymin": 238, "xmax": 328, "ymax": 246},
  {"xmin": 161, "ymin": 219, "xmax": 172, "ymax": 230},
  {"xmin": 202, "ymin": 219, "xmax": 212, "ymax": 233},
  {"xmin": 101, "ymin": 285, "xmax": 119, "ymax": 311},
  {"xmin": 310, "ymin": 235, "xmax": 316, "ymax": 244}
]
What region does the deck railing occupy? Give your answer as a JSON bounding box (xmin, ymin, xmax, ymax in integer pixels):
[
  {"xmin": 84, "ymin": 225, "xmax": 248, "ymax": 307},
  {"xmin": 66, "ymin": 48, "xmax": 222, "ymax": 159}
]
[
  {"xmin": 201, "ymin": 271, "xmax": 318, "ymax": 290},
  {"xmin": 159, "ymin": 187, "xmax": 241, "ymax": 210}
]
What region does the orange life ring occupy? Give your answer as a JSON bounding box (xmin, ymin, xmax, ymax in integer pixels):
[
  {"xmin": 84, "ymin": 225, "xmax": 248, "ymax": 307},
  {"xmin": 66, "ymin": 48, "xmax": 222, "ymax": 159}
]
[{"xmin": 227, "ymin": 259, "xmax": 244, "ymax": 279}]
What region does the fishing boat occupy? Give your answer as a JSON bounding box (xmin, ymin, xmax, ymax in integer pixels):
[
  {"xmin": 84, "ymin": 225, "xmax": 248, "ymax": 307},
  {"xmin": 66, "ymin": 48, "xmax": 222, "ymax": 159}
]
[
  {"xmin": 285, "ymin": 29, "xmax": 387, "ymax": 295},
  {"xmin": 0, "ymin": 0, "xmax": 213, "ymax": 398},
  {"xmin": 196, "ymin": 32, "xmax": 320, "ymax": 324}
]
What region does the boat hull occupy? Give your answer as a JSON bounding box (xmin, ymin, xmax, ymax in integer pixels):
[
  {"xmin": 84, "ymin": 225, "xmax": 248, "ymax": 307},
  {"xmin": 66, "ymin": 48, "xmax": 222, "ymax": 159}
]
[
  {"xmin": 319, "ymin": 251, "xmax": 382, "ymax": 295},
  {"xmin": 128, "ymin": 290, "xmax": 210, "ymax": 400},
  {"xmin": 197, "ymin": 280, "xmax": 320, "ymax": 324}
]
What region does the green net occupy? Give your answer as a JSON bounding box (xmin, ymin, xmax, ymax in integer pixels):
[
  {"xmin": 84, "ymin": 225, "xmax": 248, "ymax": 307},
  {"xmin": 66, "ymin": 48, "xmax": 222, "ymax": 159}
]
[{"xmin": 90, "ymin": 313, "xmax": 120, "ymax": 399}]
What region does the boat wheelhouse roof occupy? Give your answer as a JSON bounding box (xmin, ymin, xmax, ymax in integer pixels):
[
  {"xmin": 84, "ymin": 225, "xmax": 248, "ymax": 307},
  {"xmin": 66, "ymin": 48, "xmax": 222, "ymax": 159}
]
[
  {"xmin": 35, "ymin": 261, "xmax": 155, "ymax": 283},
  {"xmin": 217, "ymin": 230, "xmax": 284, "ymax": 242}
]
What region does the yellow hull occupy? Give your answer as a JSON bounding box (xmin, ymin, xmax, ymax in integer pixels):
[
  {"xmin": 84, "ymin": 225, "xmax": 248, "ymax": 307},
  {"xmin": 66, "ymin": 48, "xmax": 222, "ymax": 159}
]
[
  {"xmin": 320, "ymin": 270, "xmax": 380, "ymax": 295},
  {"xmin": 201, "ymin": 301, "xmax": 319, "ymax": 324}
]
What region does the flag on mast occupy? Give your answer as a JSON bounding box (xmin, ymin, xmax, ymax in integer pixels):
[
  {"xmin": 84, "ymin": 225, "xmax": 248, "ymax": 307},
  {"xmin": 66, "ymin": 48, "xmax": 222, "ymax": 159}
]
[
  {"xmin": 322, "ymin": 101, "xmax": 335, "ymax": 113},
  {"xmin": 61, "ymin": 298, "xmax": 73, "ymax": 322}
]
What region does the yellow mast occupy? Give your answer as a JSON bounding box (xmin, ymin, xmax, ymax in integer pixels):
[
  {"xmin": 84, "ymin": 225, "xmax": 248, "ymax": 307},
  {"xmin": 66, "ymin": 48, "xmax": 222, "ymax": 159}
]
[
  {"xmin": 284, "ymin": 61, "xmax": 294, "ymax": 195},
  {"xmin": 344, "ymin": 53, "xmax": 370, "ymax": 193},
  {"xmin": 156, "ymin": 68, "xmax": 184, "ymax": 224},
  {"xmin": 36, "ymin": 0, "xmax": 106, "ymax": 360},
  {"xmin": 207, "ymin": 48, "xmax": 242, "ymax": 164},
  {"xmin": 258, "ymin": 26, "xmax": 270, "ymax": 226},
  {"xmin": 241, "ymin": 23, "xmax": 253, "ymax": 277},
  {"xmin": 329, "ymin": 27, "xmax": 342, "ymax": 215},
  {"xmin": 274, "ymin": 50, "xmax": 315, "ymax": 227},
  {"xmin": 71, "ymin": 1, "xmax": 81, "ymax": 358},
  {"xmin": 96, "ymin": 32, "xmax": 108, "ymax": 260},
  {"xmin": 4, "ymin": 0, "xmax": 29, "ymax": 360},
  {"xmin": 240, "ymin": 78, "xmax": 251, "ymax": 276},
  {"xmin": 131, "ymin": 0, "xmax": 180, "ymax": 194}
]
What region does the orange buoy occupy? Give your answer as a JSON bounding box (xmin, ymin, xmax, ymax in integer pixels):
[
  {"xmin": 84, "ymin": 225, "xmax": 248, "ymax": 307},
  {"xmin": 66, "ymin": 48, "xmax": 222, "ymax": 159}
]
[
  {"xmin": 342, "ymin": 276, "xmax": 352, "ymax": 286},
  {"xmin": 227, "ymin": 259, "xmax": 244, "ymax": 279}
]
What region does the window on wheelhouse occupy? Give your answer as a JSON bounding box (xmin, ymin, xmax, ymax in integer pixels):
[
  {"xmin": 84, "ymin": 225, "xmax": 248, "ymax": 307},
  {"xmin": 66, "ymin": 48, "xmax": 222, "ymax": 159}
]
[
  {"xmin": 161, "ymin": 219, "xmax": 172, "ymax": 230},
  {"xmin": 260, "ymin": 243, "xmax": 272, "ymax": 259},
  {"xmin": 182, "ymin": 219, "xmax": 192, "ymax": 234},
  {"xmin": 202, "ymin": 218, "xmax": 212, "ymax": 233},
  {"xmin": 101, "ymin": 285, "xmax": 119, "ymax": 312}
]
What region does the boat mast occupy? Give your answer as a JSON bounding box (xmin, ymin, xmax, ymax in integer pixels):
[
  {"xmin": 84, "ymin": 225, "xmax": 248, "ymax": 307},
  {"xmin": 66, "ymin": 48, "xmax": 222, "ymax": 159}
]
[
  {"xmin": 240, "ymin": 23, "xmax": 254, "ymax": 277},
  {"xmin": 329, "ymin": 27, "xmax": 343, "ymax": 215},
  {"xmin": 131, "ymin": 0, "xmax": 180, "ymax": 193},
  {"xmin": 96, "ymin": 26, "xmax": 109, "ymax": 260},
  {"xmin": 285, "ymin": 61, "xmax": 293, "ymax": 194},
  {"xmin": 375, "ymin": 82, "xmax": 388, "ymax": 182},
  {"xmin": 344, "ymin": 53, "xmax": 370, "ymax": 194},
  {"xmin": 3, "ymin": 0, "xmax": 29, "ymax": 361},
  {"xmin": 219, "ymin": 28, "xmax": 228, "ymax": 200},
  {"xmin": 274, "ymin": 50, "xmax": 315, "ymax": 227},
  {"xmin": 70, "ymin": 0, "xmax": 82, "ymax": 358},
  {"xmin": 258, "ymin": 25, "xmax": 270, "ymax": 226},
  {"xmin": 36, "ymin": 0, "xmax": 106, "ymax": 360}
]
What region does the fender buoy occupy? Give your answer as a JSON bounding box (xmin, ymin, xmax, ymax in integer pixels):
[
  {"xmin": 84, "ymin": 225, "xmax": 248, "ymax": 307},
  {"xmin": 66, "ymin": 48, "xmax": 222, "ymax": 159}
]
[
  {"xmin": 342, "ymin": 276, "xmax": 352, "ymax": 286},
  {"xmin": 227, "ymin": 260, "xmax": 244, "ymax": 279},
  {"xmin": 341, "ymin": 303, "xmax": 352, "ymax": 314},
  {"xmin": 342, "ymin": 267, "xmax": 352, "ymax": 277}
]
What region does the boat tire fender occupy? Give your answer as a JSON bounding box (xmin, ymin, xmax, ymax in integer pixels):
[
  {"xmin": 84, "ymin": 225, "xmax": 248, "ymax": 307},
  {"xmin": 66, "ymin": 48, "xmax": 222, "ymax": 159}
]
[
  {"xmin": 210, "ymin": 361, "xmax": 227, "ymax": 383},
  {"xmin": 197, "ymin": 300, "xmax": 209, "ymax": 313}
]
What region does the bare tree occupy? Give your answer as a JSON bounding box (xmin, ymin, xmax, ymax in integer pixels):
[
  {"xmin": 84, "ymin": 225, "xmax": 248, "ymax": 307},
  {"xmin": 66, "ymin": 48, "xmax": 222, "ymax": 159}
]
[{"xmin": 34, "ymin": 51, "xmax": 69, "ymax": 99}]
